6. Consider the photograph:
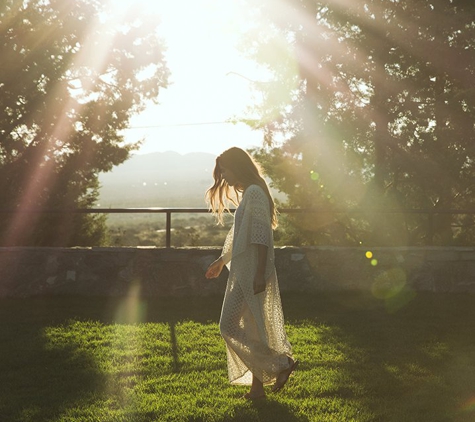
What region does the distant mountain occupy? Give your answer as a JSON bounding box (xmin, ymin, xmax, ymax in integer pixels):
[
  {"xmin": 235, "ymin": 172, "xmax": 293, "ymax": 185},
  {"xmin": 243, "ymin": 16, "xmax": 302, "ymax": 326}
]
[
  {"xmin": 98, "ymin": 151, "xmax": 217, "ymax": 207},
  {"xmin": 98, "ymin": 151, "xmax": 286, "ymax": 208}
]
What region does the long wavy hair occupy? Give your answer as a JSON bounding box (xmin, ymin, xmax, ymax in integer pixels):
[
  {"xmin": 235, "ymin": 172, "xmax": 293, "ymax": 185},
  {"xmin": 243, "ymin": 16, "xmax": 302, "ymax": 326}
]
[{"xmin": 205, "ymin": 147, "xmax": 278, "ymax": 228}]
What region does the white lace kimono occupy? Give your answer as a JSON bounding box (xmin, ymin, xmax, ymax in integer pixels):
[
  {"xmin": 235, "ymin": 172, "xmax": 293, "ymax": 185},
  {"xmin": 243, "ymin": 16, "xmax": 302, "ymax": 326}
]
[{"xmin": 219, "ymin": 184, "xmax": 293, "ymax": 385}]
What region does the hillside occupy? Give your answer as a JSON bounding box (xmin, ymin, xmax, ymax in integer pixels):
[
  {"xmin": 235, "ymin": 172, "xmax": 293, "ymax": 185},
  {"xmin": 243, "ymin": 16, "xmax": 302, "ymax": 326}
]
[
  {"xmin": 98, "ymin": 151, "xmax": 286, "ymax": 208},
  {"xmin": 98, "ymin": 151, "xmax": 216, "ymax": 208}
]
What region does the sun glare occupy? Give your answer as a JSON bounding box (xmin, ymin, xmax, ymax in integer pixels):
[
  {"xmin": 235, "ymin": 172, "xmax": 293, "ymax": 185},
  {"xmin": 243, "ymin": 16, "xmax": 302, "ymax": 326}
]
[
  {"xmin": 110, "ymin": 0, "xmax": 272, "ymax": 155},
  {"xmin": 106, "ymin": 0, "xmax": 247, "ymax": 70}
]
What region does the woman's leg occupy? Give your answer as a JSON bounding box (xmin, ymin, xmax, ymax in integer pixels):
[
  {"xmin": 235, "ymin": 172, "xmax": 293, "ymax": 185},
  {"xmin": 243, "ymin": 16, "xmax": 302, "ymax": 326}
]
[
  {"xmin": 220, "ymin": 285, "xmax": 267, "ymax": 397},
  {"xmin": 242, "ymin": 374, "xmax": 265, "ymax": 400}
]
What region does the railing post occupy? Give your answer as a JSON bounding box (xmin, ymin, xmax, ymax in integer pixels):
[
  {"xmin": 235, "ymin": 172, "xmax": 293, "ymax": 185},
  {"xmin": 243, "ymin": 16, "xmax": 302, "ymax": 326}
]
[{"xmin": 166, "ymin": 211, "xmax": 172, "ymax": 248}]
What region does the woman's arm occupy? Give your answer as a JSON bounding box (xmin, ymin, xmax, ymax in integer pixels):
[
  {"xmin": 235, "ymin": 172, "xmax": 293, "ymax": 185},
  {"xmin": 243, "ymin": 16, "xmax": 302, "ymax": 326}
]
[
  {"xmin": 220, "ymin": 225, "xmax": 234, "ymax": 265},
  {"xmin": 205, "ymin": 225, "xmax": 234, "ymax": 279},
  {"xmin": 205, "ymin": 256, "xmax": 225, "ymax": 279}
]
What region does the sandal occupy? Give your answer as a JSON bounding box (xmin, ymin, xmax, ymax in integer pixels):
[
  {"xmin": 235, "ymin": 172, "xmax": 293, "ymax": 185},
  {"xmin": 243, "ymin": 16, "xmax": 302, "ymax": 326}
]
[{"xmin": 271, "ymin": 359, "xmax": 299, "ymax": 393}]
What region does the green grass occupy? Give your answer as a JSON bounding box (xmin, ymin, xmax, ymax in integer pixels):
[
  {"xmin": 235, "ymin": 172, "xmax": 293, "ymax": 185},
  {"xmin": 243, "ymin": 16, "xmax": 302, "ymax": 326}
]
[{"xmin": 1, "ymin": 292, "xmax": 475, "ymax": 421}]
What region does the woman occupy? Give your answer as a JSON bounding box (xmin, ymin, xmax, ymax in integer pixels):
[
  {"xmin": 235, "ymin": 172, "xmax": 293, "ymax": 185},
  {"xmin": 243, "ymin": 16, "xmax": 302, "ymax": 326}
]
[{"xmin": 205, "ymin": 147, "xmax": 298, "ymax": 400}]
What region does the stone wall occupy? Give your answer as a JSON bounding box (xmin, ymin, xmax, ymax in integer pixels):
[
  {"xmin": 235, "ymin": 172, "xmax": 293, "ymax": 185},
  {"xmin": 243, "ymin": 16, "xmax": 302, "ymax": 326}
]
[{"xmin": 0, "ymin": 246, "xmax": 475, "ymax": 297}]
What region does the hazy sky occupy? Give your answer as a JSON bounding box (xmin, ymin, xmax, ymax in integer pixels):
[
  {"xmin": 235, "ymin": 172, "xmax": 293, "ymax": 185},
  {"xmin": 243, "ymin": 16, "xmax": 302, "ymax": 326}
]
[{"xmin": 122, "ymin": 0, "xmax": 266, "ymax": 156}]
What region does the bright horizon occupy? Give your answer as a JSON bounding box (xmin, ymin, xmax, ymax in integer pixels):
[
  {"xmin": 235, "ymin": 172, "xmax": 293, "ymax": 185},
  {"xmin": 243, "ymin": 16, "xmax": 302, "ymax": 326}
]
[{"xmin": 119, "ymin": 0, "xmax": 268, "ymax": 156}]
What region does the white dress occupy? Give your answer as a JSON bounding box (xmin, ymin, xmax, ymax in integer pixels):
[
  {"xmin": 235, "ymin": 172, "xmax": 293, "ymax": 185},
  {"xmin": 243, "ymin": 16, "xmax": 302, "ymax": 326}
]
[{"xmin": 219, "ymin": 184, "xmax": 293, "ymax": 385}]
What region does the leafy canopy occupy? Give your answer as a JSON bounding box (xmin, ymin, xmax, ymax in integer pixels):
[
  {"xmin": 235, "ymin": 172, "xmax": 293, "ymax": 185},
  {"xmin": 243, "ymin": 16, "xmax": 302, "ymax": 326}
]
[
  {"xmin": 0, "ymin": 0, "xmax": 169, "ymax": 246},
  {"xmin": 242, "ymin": 0, "xmax": 475, "ymax": 246}
]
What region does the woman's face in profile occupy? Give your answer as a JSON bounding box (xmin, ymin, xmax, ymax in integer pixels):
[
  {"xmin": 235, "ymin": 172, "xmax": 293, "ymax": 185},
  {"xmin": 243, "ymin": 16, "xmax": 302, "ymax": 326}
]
[{"xmin": 219, "ymin": 163, "xmax": 239, "ymax": 187}]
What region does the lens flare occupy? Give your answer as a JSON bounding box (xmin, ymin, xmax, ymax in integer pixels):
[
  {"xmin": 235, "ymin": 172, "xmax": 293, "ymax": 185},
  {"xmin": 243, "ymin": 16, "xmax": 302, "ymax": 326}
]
[
  {"xmin": 460, "ymin": 397, "xmax": 475, "ymax": 413},
  {"xmin": 365, "ymin": 251, "xmax": 373, "ymax": 259},
  {"xmin": 310, "ymin": 171, "xmax": 319, "ymax": 181},
  {"xmin": 371, "ymin": 259, "xmax": 378, "ymax": 266},
  {"xmin": 114, "ymin": 278, "xmax": 147, "ymax": 324},
  {"xmin": 371, "ymin": 267, "xmax": 407, "ymax": 300}
]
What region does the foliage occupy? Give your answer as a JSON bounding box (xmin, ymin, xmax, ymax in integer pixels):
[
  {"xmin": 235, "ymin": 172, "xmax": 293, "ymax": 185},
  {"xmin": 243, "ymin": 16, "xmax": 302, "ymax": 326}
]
[
  {"xmin": 243, "ymin": 0, "xmax": 475, "ymax": 246},
  {"xmin": 0, "ymin": 0, "xmax": 169, "ymax": 246},
  {"xmin": 2, "ymin": 293, "xmax": 475, "ymax": 421},
  {"xmin": 105, "ymin": 214, "xmax": 232, "ymax": 247}
]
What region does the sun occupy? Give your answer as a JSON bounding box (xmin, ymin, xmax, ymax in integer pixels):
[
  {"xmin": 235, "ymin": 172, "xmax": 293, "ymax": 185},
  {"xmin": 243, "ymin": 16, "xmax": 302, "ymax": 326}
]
[
  {"xmin": 143, "ymin": 0, "xmax": 247, "ymax": 67},
  {"xmin": 105, "ymin": 0, "xmax": 245, "ymax": 44},
  {"xmin": 101, "ymin": 0, "xmax": 272, "ymax": 155},
  {"xmin": 103, "ymin": 0, "xmax": 252, "ymax": 89}
]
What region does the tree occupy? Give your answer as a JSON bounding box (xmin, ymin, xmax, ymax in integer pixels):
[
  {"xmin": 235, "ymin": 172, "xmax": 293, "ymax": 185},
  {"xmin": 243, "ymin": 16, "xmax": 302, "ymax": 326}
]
[
  {"xmin": 0, "ymin": 0, "xmax": 169, "ymax": 246},
  {"xmin": 242, "ymin": 0, "xmax": 475, "ymax": 246}
]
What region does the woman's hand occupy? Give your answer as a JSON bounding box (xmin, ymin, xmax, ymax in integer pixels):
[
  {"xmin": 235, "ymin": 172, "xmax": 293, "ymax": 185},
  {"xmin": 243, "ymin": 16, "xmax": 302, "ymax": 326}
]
[{"xmin": 205, "ymin": 257, "xmax": 225, "ymax": 279}]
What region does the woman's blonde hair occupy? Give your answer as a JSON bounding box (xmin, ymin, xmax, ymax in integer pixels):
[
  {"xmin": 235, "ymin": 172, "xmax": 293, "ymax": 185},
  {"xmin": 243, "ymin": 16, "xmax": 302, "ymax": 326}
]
[{"xmin": 205, "ymin": 147, "xmax": 278, "ymax": 228}]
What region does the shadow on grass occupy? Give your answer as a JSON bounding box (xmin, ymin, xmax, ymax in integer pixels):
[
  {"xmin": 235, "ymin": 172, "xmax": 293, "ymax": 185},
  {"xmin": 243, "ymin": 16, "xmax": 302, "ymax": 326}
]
[
  {"xmin": 283, "ymin": 291, "xmax": 475, "ymax": 422},
  {"xmin": 0, "ymin": 316, "xmax": 107, "ymax": 421},
  {"xmin": 0, "ymin": 295, "xmax": 227, "ymax": 421},
  {"xmin": 1, "ymin": 292, "xmax": 475, "ymax": 421},
  {"xmin": 227, "ymin": 398, "xmax": 309, "ymax": 422}
]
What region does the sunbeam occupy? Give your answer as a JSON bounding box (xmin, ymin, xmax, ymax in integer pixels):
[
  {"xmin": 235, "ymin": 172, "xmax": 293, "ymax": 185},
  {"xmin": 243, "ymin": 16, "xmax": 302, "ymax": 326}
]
[{"xmin": 1, "ymin": 0, "xmax": 160, "ymax": 247}]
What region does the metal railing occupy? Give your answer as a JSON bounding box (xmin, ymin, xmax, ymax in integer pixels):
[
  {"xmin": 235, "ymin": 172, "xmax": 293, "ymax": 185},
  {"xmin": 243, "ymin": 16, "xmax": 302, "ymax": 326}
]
[{"xmin": 2, "ymin": 207, "xmax": 475, "ymax": 247}]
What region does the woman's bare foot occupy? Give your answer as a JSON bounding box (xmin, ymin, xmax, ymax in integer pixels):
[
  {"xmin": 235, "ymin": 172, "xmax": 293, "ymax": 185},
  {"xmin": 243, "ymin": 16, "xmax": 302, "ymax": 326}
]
[
  {"xmin": 242, "ymin": 390, "xmax": 266, "ymax": 400},
  {"xmin": 272, "ymin": 357, "xmax": 299, "ymax": 393},
  {"xmin": 243, "ymin": 374, "xmax": 266, "ymax": 400}
]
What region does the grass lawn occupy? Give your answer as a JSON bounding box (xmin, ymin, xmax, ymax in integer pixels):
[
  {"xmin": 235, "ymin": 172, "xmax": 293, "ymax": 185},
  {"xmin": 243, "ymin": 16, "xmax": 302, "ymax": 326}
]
[{"xmin": 1, "ymin": 291, "xmax": 475, "ymax": 421}]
